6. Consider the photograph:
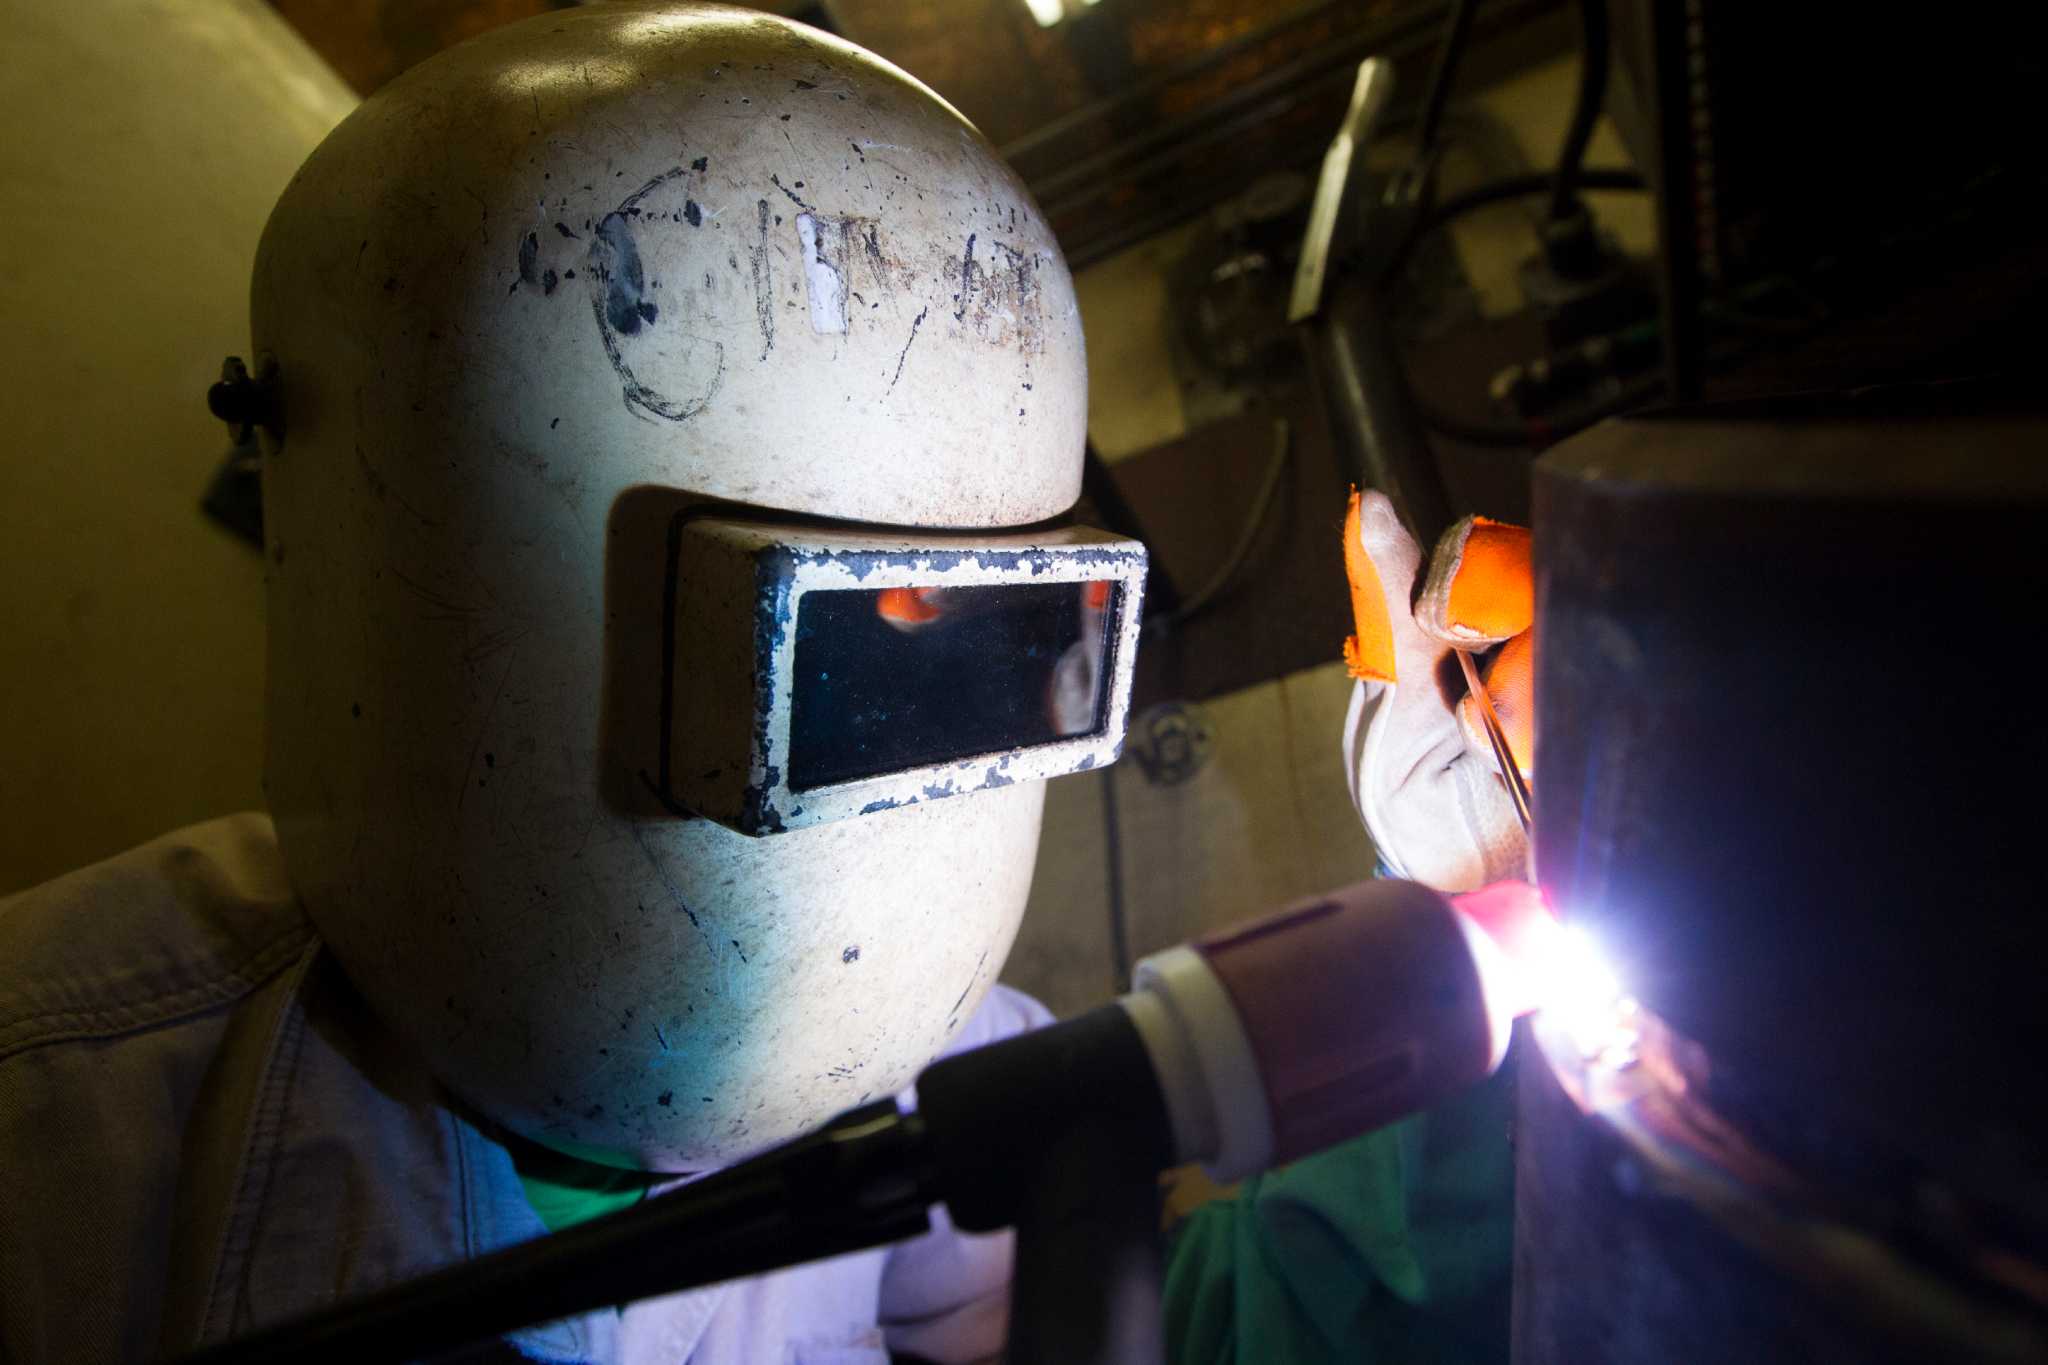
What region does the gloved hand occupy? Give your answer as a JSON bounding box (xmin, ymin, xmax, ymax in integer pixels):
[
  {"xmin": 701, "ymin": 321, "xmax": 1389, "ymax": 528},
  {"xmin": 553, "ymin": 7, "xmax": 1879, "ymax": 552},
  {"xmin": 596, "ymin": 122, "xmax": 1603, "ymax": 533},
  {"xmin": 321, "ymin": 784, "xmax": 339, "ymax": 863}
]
[{"xmin": 1340, "ymin": 490, "xmax": 1534, "ymax": 893}]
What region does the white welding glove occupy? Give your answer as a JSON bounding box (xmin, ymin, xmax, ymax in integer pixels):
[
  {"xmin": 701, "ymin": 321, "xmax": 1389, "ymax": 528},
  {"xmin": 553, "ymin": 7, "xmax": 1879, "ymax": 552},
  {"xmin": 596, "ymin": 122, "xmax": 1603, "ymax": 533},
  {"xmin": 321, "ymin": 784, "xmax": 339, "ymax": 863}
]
[{"xmin": 1340, "ymin": 490, "xmax": 1533, "ymax": 893}]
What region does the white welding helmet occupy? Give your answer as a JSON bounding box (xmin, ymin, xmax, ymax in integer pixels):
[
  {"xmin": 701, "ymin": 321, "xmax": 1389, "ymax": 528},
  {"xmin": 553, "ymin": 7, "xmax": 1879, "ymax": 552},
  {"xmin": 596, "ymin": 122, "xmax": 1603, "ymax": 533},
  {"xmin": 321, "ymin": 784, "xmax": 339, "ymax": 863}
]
[{"xmin": 249, "ymin": 2, "xmax": 1143, "ymax": 1170}]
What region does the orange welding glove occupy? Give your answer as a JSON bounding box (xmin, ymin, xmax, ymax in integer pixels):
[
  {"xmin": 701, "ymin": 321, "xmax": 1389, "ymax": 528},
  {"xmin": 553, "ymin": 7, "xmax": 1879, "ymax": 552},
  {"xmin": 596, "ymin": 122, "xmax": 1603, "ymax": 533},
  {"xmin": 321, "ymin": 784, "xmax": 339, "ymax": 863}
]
[{"xmin": 1341, "ymin": 490, "xmax": 1533, "ymax": 892}]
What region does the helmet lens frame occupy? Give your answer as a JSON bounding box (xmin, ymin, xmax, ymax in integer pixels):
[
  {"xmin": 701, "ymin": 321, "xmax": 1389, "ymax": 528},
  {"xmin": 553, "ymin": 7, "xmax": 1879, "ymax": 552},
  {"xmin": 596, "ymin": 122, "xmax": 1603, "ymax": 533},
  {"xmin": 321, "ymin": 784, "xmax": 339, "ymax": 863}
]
[{"xmin": 666, "ymin": 517, "xmax": 1146, "ymax": 835}]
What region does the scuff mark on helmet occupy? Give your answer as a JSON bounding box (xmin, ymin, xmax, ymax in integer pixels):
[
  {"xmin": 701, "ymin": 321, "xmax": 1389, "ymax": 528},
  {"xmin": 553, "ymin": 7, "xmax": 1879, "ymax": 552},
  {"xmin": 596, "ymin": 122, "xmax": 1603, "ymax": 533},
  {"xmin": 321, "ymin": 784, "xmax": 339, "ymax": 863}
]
[
  {"xmin": 795, "ymin": 212, "xmax": 846, "ymax": 334},
  {"xmin": 516, "ymin": 230, "xmax": 540, "ymax": 289},
  {"xmin": 949, "ymin": 235, "xmax": 1046, "ymax": 354},
  {"xmin": 749, "ymin": 199, "xmax": 776, "ymax": 359},
  {"xmin": 952, "ymin": 232, "xmax": 977, "ymax": 321},
  {"xmin": 627, "ymin": 825, "xmax": 710, "ymax": 940},
  {"xmin": 887, "ymin": 305, "xmax": 927, "ymax": 392},
  {"xmin": 617, "ymin": 165, "xmax": 690, "ymax": 215},
  {"xmin": 945, "ymin": 949, "xmax": 989, "ymax": 1031},
  {"xmin": 515, "ymin": 163, "xmax": 723, "ymax": 422},
  {"xmin": 593, "ymin": 213, "xmax": 656, "ymax": 335},
  {"xmin": 584, "ymin": 174, "xmax": 725, "ymax": 422},
  {"xmin": 770, "ymin": 173, "xmax": 813, "ymax": 212}
]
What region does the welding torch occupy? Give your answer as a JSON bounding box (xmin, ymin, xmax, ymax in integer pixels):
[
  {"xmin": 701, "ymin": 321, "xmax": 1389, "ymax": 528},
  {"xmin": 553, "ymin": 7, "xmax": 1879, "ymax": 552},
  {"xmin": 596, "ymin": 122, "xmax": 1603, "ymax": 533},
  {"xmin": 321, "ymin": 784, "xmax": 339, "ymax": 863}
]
[{"xmin": 180, "ymin": 878, "xmax": 1570, "ymax": 1365}]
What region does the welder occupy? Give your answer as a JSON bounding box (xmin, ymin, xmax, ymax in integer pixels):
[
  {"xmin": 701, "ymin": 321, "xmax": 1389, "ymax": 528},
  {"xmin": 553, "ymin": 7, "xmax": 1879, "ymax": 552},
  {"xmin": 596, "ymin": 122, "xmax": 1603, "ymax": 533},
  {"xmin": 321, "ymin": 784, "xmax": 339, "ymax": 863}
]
[
  {"xmin": 0, "ymin": 6, "xmax": 1148, "ymax": 1361},
  {"xmin": 1163, "ymin": 490, "xmax": 1536, "ymax": 1364}
]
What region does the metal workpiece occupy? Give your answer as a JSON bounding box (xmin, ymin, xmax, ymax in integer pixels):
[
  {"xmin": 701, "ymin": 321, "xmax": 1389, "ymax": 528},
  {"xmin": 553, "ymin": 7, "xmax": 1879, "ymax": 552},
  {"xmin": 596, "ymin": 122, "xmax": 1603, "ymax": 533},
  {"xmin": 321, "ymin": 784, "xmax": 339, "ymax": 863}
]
[
  {"xmin": 1518, "ymin": 999, "xmax": 2048, "ymax": 1364},
  {"xmin": 1519, "ymin": 395, "xmax": 2048, "ymax": 1362},
  {"xmin": 1531, "ymin": 400, "xmax": 2048, "ymax": 1147}
]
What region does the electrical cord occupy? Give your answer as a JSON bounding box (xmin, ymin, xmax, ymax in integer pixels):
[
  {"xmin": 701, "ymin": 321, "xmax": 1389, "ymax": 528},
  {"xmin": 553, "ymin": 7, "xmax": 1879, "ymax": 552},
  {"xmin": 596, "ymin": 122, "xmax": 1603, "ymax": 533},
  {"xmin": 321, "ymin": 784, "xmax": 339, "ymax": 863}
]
[
  {"xmin": 1368, "ymin": 0, "xmax": 1630, "ymax": 449},
  {"xmin": 1425, "ymin": 168, "xmax": 1646, "ymax": 251},
  {"xmin": 1101, "ymin": 762, "xmax": 1132, "ymax": 993},
  {"xmin": 1380, "ymin": 168, "xmax": 1653, "ymax": 447},
  {"xmin": 1413, "ymin": 0, "xmax": 1485, "ymax": 172},
  {"xmin": 1381, "ymin": 166, "xmax": 1645, "ymax": 287},
  {"xmin": 1547, "ymin": 0, "xmax": 1610, "ymax": 223},
  {"xmin": 1407, "ymin": 370, "xmax": 1663, "ymax": 447}
]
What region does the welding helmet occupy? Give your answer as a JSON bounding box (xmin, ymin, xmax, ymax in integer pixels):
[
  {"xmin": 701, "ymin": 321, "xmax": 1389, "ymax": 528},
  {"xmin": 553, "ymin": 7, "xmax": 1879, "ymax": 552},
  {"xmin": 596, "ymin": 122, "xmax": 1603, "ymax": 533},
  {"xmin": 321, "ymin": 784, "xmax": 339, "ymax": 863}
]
[{"xmin": 249, "ymin": 2, "xmax": 1142, "ymax": 1170}]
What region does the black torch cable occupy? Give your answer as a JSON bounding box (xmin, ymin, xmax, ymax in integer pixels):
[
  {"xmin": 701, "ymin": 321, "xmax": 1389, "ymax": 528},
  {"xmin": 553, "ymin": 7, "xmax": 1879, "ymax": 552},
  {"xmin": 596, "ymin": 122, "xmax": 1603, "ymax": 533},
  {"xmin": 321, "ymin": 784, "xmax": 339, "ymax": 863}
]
[{"xmin": 174, "ymin": 1102, "xmax": 933, "ymax": 1365}]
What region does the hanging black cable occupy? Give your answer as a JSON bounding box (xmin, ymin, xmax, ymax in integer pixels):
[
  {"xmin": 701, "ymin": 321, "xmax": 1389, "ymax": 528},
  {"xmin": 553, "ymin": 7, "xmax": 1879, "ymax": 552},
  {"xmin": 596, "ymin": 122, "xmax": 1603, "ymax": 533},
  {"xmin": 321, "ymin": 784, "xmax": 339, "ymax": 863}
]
[
  {"xmin": 1546, "ymin": 0, "xmax": 1610, "ymax": 222},
  {"xmin": 1377, "ymin": 169, "xmax": 1654, "ymax": 449},
  {"xmin": 1407, "ymin": 370, "xmax": 1663, "ymax": 448},
  {"xmin": 1381, "ymin": 167, "xmax": 1645, "ymax": 284},
  {"xmin": 1100, "ymin": 763, "xmax": 1133, "ymax": 994},
  {"xmin": 1412, "ymin": 0, "xmax": 1486, "ymax": 169}
]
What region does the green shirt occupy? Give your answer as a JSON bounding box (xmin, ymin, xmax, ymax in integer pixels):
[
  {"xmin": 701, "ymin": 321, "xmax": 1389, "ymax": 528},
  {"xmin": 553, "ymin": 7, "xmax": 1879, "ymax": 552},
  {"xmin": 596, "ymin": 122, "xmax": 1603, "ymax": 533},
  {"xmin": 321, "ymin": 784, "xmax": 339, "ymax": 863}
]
[
  {"xmin": 510, "ymin": 1140, "xmax": 662, "ymax": 1233},
  {"xmin": 1164, "ymin": 1064, "xmax": 1513, "ymax": 1364}
]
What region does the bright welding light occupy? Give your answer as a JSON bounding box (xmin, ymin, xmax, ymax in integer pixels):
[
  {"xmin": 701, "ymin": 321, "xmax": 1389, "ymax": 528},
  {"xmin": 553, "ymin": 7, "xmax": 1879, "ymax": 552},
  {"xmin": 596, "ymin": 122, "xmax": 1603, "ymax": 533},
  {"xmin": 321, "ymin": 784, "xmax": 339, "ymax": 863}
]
[
  {"xmin": 1531, "ymin": 921, "xmax": 1637, "ymax": 1061},
  {"xmin": 1454, "ymin": 883, "xmax": 1638, "ymax": 1061}
]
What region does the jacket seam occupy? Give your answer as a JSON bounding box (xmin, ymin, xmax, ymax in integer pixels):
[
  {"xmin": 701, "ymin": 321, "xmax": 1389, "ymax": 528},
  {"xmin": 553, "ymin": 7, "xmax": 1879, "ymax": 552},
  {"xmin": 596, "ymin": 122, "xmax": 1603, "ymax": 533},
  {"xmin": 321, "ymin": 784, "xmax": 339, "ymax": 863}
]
[
  {"xmin": 0, "ymin": 926, "xmax": 316, "ymax": 1062},
  {"xmin": 195, "ymin": 941, "xmax": 322, "ymax": 1345}
]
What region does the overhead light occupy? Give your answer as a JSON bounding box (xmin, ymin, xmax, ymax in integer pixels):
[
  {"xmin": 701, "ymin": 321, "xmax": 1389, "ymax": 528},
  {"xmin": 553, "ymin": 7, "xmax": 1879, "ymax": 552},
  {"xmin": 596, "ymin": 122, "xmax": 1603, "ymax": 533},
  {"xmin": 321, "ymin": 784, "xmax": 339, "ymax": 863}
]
[{"xmin": 1021, "ymin": 0, "xmax": 1063, "ymax": 27}]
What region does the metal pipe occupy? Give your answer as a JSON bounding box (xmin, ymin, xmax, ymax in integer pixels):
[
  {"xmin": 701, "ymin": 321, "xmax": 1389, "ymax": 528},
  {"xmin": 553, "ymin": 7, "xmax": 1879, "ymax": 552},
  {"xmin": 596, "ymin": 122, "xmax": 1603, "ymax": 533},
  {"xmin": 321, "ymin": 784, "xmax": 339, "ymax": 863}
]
[{"xmin": 1305, "ymin": 283, "xmax": 1457, "ymax": 547}]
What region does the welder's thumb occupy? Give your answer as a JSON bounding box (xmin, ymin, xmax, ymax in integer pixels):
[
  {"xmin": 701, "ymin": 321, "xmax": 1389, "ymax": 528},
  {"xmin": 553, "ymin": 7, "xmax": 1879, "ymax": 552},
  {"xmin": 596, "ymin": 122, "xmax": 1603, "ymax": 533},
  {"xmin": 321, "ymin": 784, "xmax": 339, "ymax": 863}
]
[
  {"xmin": 1414, "ymin": 516, "xmax": 1533, "ymax": 649},
  {"xmin": 1415, "ymin": 515, "xmax": 1536, "ymax": 777}
]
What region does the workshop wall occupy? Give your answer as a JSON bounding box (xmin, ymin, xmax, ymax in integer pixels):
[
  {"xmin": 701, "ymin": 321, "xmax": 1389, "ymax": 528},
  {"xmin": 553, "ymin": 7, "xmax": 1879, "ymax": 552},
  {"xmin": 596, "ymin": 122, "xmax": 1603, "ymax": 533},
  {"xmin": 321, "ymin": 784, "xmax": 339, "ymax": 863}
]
[
  {"xmin": 1004, "ymin": 49, "xmax": 1643, "ymax": 1016},
  {"xmin": 0, "ymin": 0, "xmax": 355, "ymax": 892}
]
